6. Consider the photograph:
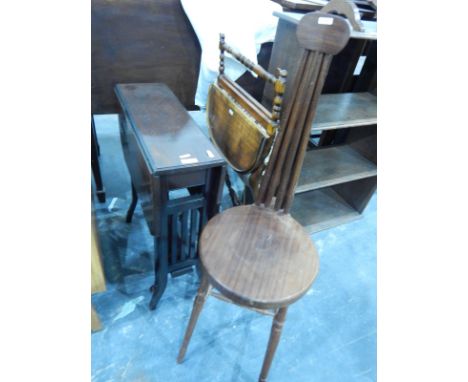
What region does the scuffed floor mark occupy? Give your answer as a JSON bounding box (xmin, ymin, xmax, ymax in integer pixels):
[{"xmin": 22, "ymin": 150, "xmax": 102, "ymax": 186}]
[
  {"xmin": 327, "ymin": 331, "xmax": 376, "ymax": 354},
  {"xmin": 91, "ymin": 363, "xmax": 115, "ymax": 381},
  {"xmin": 112, "ymin": 296, "xmax": 144, "ymax": 323},
  {"xmin": 354, "ymin": 368, "xmax": 372, "ymax": 377}
]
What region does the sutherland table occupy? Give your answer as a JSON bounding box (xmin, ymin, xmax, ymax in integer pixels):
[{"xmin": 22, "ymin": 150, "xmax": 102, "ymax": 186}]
[{"xmin": 115, "ymin": 83, "xmax": 226, "ymax": 310}]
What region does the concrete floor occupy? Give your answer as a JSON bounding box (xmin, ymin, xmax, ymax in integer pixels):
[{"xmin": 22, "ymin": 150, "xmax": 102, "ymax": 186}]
[{"xmin": 92, "ymin": 114, "xmax": 376, "ymax": 382}]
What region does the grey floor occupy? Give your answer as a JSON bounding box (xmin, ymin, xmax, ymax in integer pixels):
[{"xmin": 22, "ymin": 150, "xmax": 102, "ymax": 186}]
[{"xmin": 91, "ymin": 114, "xmax": 376, "ymax": 382}]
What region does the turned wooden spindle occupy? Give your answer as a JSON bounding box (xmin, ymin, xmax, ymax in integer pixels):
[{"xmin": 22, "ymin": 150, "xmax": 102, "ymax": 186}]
[
  {"xmin": 274, "ymin": 53, "xmax": 327, "ymax": 210},
  {"xmin": 255, "ymin": 51, "xmax": 309, "ymax": 207},
  {"xmin": 271, "ymin": 68, "xmax": 287, "ymax": 126},
  {"xmin": 221, "ymin": 40, "xmax": 277, "ymax": 85},
  {"xmin": 177, "ymin": 274, "xmax": 211, "ymax": 363},
  {"xmin": 282, "ymin": 55, "xmax": 334, "ymax": 213},
  {"xmin": 219, "ymin": 33, "xmax": 225, "ymax": 75},
  {"xmin": 259, "ymin": 307, "xmax": 288, "ymax": 382}
]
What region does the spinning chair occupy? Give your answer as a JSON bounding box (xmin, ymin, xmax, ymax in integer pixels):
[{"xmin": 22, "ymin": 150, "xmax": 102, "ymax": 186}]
[{"xmin": 177, "ymin": 12, "xmax": 351, "ymax": 381}]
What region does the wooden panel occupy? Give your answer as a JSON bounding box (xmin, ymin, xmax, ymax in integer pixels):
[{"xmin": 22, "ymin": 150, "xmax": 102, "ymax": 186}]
[
  {"xmin": 115, "ymin": 83, "xmax": 224, "ymax": 174},
  {"xmin": 290, "ymin": 187, "xmax": 361, "ymax": 233},
  {"xmin": 218, "ymin": 75, "xmax": 273, "ymax": 130},
  {"xmin": 92, "ymin": 0, "xmax": 201, "ymax": 113},
  {"xmin": 91, "ymin": 220, "xmax": 106, "ymax": 294},
  {"xmin": 207, "ymin": 83, "xmax": 272, "ymax": 173},
  {"xmin": 332, "ymin": 175, "xmax": 377, "ymax": 213},
  {"xmin": 296, "ymin": 12, "xmax": 351, "ymax": 54},
  {"xmin": 91, "ymin": 305, "xmax": 102, "ymax": 332},
  {"xmin": 200, "ymin": 205, "xmax": 319, "ymax": 309},
  {"xmin": 346, "ymin": 124, "xmax": 377, "ymax": 163},
  {"xmin": 312, "ymin": 92, "xmax": 376, "ymax": 131},
  {"xmin": 296, "ymin": 145, "xmax": 377, "ymax": 193}
]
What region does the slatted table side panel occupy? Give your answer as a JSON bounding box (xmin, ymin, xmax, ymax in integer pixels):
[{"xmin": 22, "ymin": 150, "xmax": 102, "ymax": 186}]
[{"xmin": 166, "ymin": 195, "xmax": 206, "ymax": 277}]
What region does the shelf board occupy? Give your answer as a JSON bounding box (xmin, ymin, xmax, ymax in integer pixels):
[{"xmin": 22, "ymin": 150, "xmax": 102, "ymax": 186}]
[
  {"xmin": 313, "ymin": 92, "xmax": 377, "ymax": 131},
  {"xmin": 191, "ymin": 92, "xmax": 376, "ymax": 135},
  {"xmin": 291, "ymin": 188, "xmax": 361, "ymax": 233},
  {"xmin": 296, "ymin": 145, "xmax": 376, "ymax": 194}
]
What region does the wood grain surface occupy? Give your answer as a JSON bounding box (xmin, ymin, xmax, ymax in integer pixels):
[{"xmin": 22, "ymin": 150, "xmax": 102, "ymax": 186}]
[
  {"xmin": 207, "ymin": 83, "xmax": 272, "ymax": 173},
  {"xmin": 115, "ymin": 83, "xmax": 224, "ymax": 174},
  {"xmin": 296, "ymin": 12, "xmax": 351, "ymax": 54},
  {"xmin": 92, "ymin": 0, "xmax": 201, "ymax": 113},
  {"xmin": 91, "ymin": 219, "xmax": 106, "ymax": 294},
  {"xmin": 200, "ymin": 205, "xmax": 319, "ymax": 309},
  {"xmin": 296, "ymin": 144, "xmax": 377, "ymax": 193}
]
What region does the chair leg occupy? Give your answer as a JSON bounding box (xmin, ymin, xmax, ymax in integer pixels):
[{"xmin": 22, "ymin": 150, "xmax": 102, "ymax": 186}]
[
  {"xmin": 258, "ymin": 307, "xmax": 288, "ymax": 382},
  {"xmin": 177, "ymin": 273, "xmax": 211, "ymax": 363}
]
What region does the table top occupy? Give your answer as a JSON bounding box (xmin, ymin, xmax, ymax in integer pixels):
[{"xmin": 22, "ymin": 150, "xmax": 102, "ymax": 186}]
[{"xmin": 115, "ymin": 83, "xmax": 225, "ymax": 175}]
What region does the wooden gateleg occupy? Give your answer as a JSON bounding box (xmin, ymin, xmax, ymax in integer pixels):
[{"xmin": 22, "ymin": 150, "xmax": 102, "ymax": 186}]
[
  {"xmin": 259, "ymin": 307, "xmax": 288, "ymax": 382},
  {"xmin": 177, "ymin": 273, "xmax": 211, "ymax": 363}
]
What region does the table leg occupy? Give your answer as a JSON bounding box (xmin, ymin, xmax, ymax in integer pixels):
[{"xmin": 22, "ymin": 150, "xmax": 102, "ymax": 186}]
[
  {"xmin": 149, "ymin": 177, "xmax": 169, "ymax": 310},
  {"xmin": 205, "ymin": 166, "xmax": 226, "ymax": 219},
  {"xmin": 149, "ymin": 235, "xmax": 169, "ymax": 310},
  {"xmin": 91, "ymin": 116, "xmax": 106, "ymax": 203},
  {"xmin": 126, "ymin": 182, "xmax": 138, "ymax": 223}
]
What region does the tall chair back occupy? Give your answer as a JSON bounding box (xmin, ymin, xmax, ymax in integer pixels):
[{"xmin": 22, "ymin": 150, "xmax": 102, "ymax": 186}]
[{"xmin": 256, "ymin": 12, "xmax": 351, "ymax": 212}]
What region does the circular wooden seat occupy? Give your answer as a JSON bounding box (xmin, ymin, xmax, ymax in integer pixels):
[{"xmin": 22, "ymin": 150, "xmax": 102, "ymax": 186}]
[{"xmin": 199, "ymin": 204, "xmax": 319, "ymax": 309}]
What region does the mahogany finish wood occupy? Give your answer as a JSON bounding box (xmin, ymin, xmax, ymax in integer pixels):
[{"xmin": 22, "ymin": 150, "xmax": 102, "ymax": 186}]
[
  {"xmin": 91, "ymin": 117, "xmax": 105, "ymax": 203},
  {"xmin": 207, "ymin": 83, "xmax": 271, "ymax": 173},
  {"xmin": 92, "ymin": 0, "xmax": 201, "ymax": 114},
  {"xmin": 177, "ymin": 273, "xmax": 211, "ymax": 363},
  {"xmin": 259, "ymin": 307, "xmax": 288, "ymax": 382},
  {"xmin": 218, "ymin": 75, "xmax": 273, "ymax": 131},
  {"xmin": 296, "ymin": 12, "xmax": 352, "ymax": 54},
  {"xmin": 178, "ymin": 12, "xmax": 350, "ymax": 381},
  {"xmin": 116, "ymin": 83, "xmax": 225, "ymax": 310},
  {"xmin": 200, "ymin": 205, "xmax": 319, "ymax": 309}
]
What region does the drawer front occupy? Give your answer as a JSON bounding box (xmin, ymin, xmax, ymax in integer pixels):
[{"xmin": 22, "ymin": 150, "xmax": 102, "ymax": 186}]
[{"xmin": 119, "ymin": 114, "xmax": 155, "ymax": 234}]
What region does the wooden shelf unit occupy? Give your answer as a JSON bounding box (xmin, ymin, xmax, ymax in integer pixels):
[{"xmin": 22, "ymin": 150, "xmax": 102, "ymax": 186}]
[
  {"xmin": 297, "ymin": 144, "xmax": 376, "ymax": 194},
  {"xmin": 265, "ymin": 10, "xmax": 377, "ymax": 233},
  {"xmin": 312, "ymin": 92, "xmax": 376, "ymax": 132},
  {"xmin": 291, "ymin": 176, "xmax": 376, "ymax": 233},
  {"xmin": 291, "ymin": 187, "xmax": 361, "ymax": 233}
]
